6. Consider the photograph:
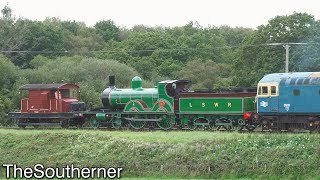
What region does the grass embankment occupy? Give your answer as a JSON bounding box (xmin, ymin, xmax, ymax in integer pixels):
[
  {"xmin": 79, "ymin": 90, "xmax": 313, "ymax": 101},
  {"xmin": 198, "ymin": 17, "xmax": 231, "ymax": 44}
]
[{"xmin": 0, "ymin": 129, "xmax": 319, "ymax": 179}]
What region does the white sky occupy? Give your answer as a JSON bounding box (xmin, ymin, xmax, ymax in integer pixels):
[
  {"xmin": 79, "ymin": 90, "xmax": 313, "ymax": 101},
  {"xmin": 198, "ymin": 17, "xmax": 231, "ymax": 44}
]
[{"xmin": 0, "ymin": 0, "xmax": 320, "ymax": 29}]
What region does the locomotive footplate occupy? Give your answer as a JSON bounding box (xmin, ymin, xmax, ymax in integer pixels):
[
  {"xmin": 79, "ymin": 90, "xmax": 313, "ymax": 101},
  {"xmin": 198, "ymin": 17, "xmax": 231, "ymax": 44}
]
[{"xmin": 16, "ymin": 123, "xmax": 61, "ymax": 126}]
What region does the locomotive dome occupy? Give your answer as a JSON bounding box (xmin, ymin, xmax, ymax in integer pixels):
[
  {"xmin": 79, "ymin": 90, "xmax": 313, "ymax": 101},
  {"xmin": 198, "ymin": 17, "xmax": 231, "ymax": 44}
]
[{"xmin": 132, "ymin": 76, "xmax": 142, "ymax": 90}]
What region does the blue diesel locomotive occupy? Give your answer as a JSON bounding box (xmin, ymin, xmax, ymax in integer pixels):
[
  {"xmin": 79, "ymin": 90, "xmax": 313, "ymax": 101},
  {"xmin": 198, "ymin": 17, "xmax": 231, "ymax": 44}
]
[{"xmin": 256, "ymin": 72, "xmax": 320, "ymax": 131}]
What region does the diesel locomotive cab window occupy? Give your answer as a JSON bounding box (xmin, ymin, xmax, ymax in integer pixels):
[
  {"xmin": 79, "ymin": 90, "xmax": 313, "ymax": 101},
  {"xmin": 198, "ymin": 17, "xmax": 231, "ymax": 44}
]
[
  {"xmin": 270, "ymin": 86, "xmax": 277, "ymax": 96},
  {"xmin": 262, "ymin": 86, "xmax": 268, "ymax": 95},
  {"xmin": 258, "ymin": 86, "xmax": 268, "ymax": 95}
]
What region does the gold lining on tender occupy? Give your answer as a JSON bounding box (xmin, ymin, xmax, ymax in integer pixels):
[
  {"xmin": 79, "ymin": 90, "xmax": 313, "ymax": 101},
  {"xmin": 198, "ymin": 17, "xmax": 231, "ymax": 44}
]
[{"xmin": 309, "ymin": 72, "xmax": 320, "ymax": 77}]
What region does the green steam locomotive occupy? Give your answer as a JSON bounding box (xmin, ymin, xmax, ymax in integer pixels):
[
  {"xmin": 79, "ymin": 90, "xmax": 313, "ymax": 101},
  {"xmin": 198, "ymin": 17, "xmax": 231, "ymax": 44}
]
[{"xmin": 84, "ymin": 76, "xmax": 256, "ymax": 130}]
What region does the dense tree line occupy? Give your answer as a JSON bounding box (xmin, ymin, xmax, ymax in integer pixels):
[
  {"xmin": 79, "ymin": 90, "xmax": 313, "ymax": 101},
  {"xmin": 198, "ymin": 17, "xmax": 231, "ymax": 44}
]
[{"xmin": 1, "ymin": 4, "xmax": 320, "ymax": 124}]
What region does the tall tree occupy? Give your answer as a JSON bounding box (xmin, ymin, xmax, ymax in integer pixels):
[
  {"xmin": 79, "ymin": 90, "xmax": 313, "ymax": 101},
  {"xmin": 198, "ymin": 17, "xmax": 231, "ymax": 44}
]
[
  {"xmin": 218, "ymin": 25, "xmax": 254, "ymax": 47},
  {"xmin": 1, "ymin": 3, "xmax": 12, "ymax": 20},
  {"xmin": 94, "ymin": 20, "xmax": 120, "ymax": 43},
  {"xmin": 233, "ymin": 12, "xmax": 320, "ymax": 86}
]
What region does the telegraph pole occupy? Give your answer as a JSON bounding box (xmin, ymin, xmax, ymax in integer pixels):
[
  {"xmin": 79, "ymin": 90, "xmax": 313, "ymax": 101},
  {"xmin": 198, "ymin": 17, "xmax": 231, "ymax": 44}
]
[{"xmin": 283, "ymin": 44, "xmax": 290, "ymax": 73}]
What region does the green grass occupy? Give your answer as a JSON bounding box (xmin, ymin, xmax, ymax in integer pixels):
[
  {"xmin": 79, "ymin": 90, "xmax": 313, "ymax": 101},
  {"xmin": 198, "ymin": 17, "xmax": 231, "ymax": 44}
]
[{"xmin": 0, "ymin": 129, "xmax": 319, "ymax": 179}]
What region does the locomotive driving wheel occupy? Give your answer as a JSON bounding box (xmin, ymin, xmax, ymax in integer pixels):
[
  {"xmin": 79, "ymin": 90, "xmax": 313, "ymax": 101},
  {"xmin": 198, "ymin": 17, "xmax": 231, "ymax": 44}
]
[
  {"xmin": 156, "ymin": 115, "xmax": 175, "ymax": 130},
  {"xmin": 128, "ymin": 118, "xmax": 146, "ymax": 130},
  {"xmin": 111, "ymin": 118, "xmax": 121, "ymax": 129},
  {"xmin": 187, "ymin": 120, "xmax": 197, "ymax": 130},
  {"xmin": 90, "ymin": 117, "xmax": 100, "ymax": 129},
  {"xmin": 127, "ymin": 108, "xmax": 146, "ymax": 130},
  {"xmin": 127, "ymin": 113, "xmax": 146, "ymax": 130}
]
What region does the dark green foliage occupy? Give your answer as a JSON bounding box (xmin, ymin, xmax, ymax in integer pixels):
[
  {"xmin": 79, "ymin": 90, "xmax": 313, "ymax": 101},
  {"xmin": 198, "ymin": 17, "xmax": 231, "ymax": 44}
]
[
  {"xmin": 44, "ymin": 18, "xmax": 106, "ymax": 55},
  {"xmin": 94, "ymin": 20, "xmax": 120, "ymax": 43},
  {"xmin": 0, "ymin": 96, "xmax": 14, "ymax": 126},
  {"xmin": 0, "ymin": 55, "xmax": 18, "ymax": 90},
  {"xmin": 0, "ymin": 19, "xmax": 65, "ymax": 68},
  {"xmin": 218, "ymin": 25, "xmax": 254, "ymax": 47},
  {"xmin": 178, "ymin": 59, "xmax": 232, "ymax": 89},
  {"xmin": 99, "ymin": 22, "xmax": 233, "ymax": 81},
  {"xmin": 0, "ymin": 55, "xmax": 21, "ymax": 125}
]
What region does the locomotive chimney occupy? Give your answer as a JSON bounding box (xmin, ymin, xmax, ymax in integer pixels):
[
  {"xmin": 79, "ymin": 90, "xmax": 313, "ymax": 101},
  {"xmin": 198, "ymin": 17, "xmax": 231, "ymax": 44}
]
[{"xmin": 109, "ymin": 75, "xmax": 115, "ymax": 87}]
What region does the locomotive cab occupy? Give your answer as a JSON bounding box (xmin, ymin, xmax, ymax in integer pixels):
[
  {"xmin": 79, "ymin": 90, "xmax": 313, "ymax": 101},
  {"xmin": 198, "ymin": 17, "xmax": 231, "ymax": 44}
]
[
  {"xmin": 164, "ymin": 80, "xmax": 191, "ymax": 98},
  {"xmin": 256, "ymin": 82, "xmax": 279, "ymax": 113}
]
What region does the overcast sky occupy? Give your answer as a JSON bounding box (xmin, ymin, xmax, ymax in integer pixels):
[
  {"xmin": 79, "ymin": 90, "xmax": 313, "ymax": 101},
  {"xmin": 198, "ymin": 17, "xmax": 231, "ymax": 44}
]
[{"xmin": 0, "ymin": 0, "xmax": 320, "ymax": 29}]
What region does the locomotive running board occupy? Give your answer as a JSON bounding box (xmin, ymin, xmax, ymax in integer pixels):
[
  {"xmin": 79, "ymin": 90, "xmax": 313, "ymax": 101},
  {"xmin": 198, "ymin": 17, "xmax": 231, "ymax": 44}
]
[
  {"xmin": 17, "ymin": 123, "xmax": 61, "ymax": 126},
  {"xmin": 124, "ymin": 117, "xmax": 162, "ymax": 122}
]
